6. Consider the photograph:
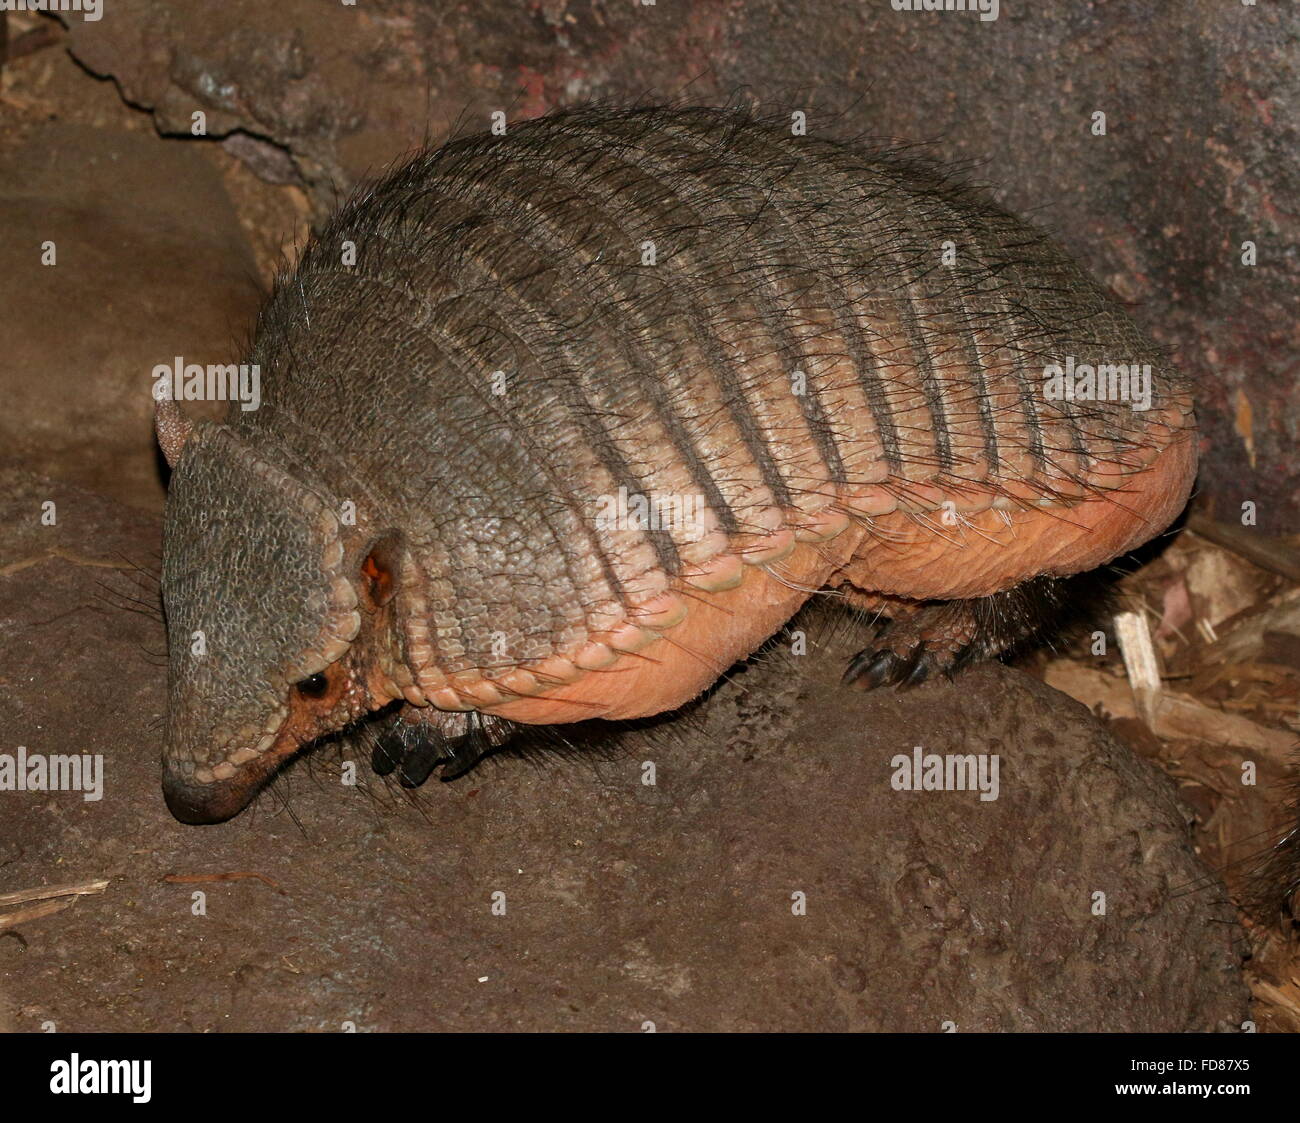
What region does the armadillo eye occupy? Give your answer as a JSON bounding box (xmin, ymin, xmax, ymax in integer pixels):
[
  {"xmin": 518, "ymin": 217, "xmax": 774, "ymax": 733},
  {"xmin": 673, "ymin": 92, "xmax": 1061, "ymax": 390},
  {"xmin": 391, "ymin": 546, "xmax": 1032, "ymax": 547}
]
[{"xmin": 296, "ymin": 673, "xmax": 329, "ymax": 698}]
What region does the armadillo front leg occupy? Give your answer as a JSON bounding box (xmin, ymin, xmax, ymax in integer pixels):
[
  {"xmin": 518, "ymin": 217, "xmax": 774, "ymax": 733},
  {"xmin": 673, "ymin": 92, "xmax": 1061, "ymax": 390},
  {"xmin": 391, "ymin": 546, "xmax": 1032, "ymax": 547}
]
[{"xmin": 371, "ymin": 706, "xmax": 518, "ymax": 786}]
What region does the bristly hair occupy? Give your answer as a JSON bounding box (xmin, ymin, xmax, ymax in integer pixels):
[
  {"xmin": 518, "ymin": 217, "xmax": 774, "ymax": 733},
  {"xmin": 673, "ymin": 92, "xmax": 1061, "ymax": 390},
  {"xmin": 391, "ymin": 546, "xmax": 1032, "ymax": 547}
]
[{"xmin": 1242, "ymin": 773, "xmax": 1300, "ymax": 927}]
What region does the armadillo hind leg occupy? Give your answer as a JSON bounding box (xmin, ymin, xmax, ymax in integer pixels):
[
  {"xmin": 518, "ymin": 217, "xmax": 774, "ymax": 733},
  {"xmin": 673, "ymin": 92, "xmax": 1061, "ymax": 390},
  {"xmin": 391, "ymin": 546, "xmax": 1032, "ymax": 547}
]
[{"xmin": 842, "ymin": 572, "xmax": 1113, "ymax": 691}]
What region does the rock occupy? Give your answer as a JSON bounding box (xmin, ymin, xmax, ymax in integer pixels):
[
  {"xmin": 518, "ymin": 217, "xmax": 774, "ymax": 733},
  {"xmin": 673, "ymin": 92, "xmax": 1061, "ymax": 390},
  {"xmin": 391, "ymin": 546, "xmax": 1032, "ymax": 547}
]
[
  {"xmin": 0, "ymin": 125, "xmax": 262, "ymax": 510},
  {"xmin": 0, "ymin": 471, "xmax": 1248, "ymax": 1030}
]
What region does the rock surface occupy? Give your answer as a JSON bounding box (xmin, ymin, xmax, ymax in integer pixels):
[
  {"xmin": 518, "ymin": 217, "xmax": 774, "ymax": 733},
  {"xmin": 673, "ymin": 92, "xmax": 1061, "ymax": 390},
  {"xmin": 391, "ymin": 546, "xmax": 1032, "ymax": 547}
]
[
  {"xmin": 0, "ymin": 469, "xmax": 1249, "ymax": 1031},
  {"xmin": 0, "ymin": 124, "xmax": 263, "ymax": 510}
]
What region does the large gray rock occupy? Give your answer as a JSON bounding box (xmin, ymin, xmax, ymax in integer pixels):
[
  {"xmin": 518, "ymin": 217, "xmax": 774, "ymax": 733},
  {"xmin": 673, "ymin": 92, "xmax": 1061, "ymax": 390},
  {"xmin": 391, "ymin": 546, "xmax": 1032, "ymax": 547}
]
[
  {"xmin": 0, "ymin": 469, "xmax": 1248, "ymax": 1031},
  {"xmin": 0, "ymin": 124, "xmax": 262, "ymax": 510}
]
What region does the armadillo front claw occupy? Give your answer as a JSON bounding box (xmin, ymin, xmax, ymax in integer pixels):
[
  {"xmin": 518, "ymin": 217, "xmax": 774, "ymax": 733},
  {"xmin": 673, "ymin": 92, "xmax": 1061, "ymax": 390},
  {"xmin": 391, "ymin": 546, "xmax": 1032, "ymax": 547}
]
[
  {"xmin": 371, "ymin": 722, "xmax": 440, "ymax": 784},
  {"xmin": 429, "ymin": 735, "xmax": 487, "ymax": 782},
  {"xmin": 397, "ymin": 739, "xmax": 445, "ymax": 788},
  {"xmin": 370, "ymin": 731, "xmax": 403, "ymax": 777},
  {"xmin": 371, "ymin": 723, "xmax": 477, "ymax": 787},
  {"xmin": 370, "ymin": 709, "xmax": 517, "ymax": 788}
]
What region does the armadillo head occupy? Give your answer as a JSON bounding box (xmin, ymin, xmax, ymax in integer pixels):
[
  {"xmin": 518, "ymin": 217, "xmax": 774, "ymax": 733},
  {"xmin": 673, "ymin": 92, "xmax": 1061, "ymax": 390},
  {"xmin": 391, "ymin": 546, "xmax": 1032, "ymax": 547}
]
[{"xmin": 158, "ymin": 405, "xmax": 402, "ymax": 823}]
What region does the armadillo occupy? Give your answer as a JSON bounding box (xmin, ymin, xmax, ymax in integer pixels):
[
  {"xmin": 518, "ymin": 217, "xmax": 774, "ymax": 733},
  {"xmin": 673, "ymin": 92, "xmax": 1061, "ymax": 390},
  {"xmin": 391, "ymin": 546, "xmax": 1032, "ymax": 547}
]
[{"xmin": 156, "ymin": 106, "xmax": 1196, "ymax": 824}]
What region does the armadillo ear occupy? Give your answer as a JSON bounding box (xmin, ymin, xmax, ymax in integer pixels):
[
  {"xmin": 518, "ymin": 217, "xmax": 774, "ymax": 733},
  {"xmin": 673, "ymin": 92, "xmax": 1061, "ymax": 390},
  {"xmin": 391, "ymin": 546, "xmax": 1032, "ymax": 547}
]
[
  {"xmin": 360, "ymin": 531, "xmax": 404, "ymax": 609},
  {"xmin": 154, "ymin": 396, "xmax": 195, "ymax": 468}
]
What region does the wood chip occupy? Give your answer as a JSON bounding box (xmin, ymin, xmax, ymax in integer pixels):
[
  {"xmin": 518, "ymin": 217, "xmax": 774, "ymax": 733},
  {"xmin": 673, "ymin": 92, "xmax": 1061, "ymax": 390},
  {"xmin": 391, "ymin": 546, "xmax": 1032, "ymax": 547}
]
[
  {"xmin": 0, "ymin": 878, "xmax": 109, "ymax": 907},
  {"xmin": 1114, "ymin": 610, "xmax": 1163, "ymax": 728},
  {"xmin": 1044, "ymin": 662, "xmax": 1296, "ymax": 764},
  {"xmin": 1188, "ymin": 512, "xmax": 1300, "ymax": 584},
  {"xmin": 163, "ymin": 871, "xmax": 285, "ymax": 893},
  {"xmin": 0, "ymin": 897, "xmax": 75, "ymax": 928}
]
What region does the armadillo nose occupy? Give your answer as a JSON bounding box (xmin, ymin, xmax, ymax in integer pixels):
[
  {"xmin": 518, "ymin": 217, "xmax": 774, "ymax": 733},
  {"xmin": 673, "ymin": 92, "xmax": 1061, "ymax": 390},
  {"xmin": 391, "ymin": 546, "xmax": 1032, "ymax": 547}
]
[{"xmin": 162, "ymin": 762, "xmax": 254, "ymax": 825}]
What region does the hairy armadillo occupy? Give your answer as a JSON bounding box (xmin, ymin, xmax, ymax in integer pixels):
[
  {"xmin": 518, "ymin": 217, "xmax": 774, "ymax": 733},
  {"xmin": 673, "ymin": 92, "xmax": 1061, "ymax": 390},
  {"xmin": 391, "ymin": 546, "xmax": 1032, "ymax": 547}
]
[{"xmin": 156, "ymin": 106, "xmax": 1196, "ymax": 824}]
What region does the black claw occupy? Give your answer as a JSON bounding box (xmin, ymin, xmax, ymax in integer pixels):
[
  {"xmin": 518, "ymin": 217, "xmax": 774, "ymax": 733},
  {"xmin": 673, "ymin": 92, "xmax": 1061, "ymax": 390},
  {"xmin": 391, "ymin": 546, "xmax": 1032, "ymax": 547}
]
[
  {"xmin": 888, "ymin": 645, "xmax": 925, "ymax": 692},
  {"xmin": 843, "ymin": 648, "xmax": 900, "ymax": 690},
  {"xmin": 371, "ymin": 731, "xmax": 404, "ymax": 776},
  {"xmin": 844, "ymin": 642, "xmax": 941, "ymax": 692},
  {"xmin": 897, "ymin": 649, "xmax": 932, "ymax": 691},
  {"xmin": 397, "ymin": 737, "xmax": 445, "ymax": 788},
  {"xmin": 948, "ymin": 643, "xmax": 981, "ymax": 677},
  {"xmin": 370, "ymin": 712, "xmax": 518, "ymax": 788},
  {"xmin": 437, "ymin": 736, "xmax": 484, "ymax": 781},
  {"xmin": 841, "ymin": 652, "xmax": 868, "ymax": 687},
  {"xmin": 875, "ymin": 652, "xmax": 909, "ymax": 688}
]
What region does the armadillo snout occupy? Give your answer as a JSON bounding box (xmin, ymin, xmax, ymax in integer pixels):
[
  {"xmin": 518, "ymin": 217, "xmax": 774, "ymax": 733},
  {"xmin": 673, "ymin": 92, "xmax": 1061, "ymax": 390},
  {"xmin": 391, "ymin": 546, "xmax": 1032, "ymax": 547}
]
[{"xmin": 162, "ymin": 758, "xmax": 266, "ymax": 825}]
